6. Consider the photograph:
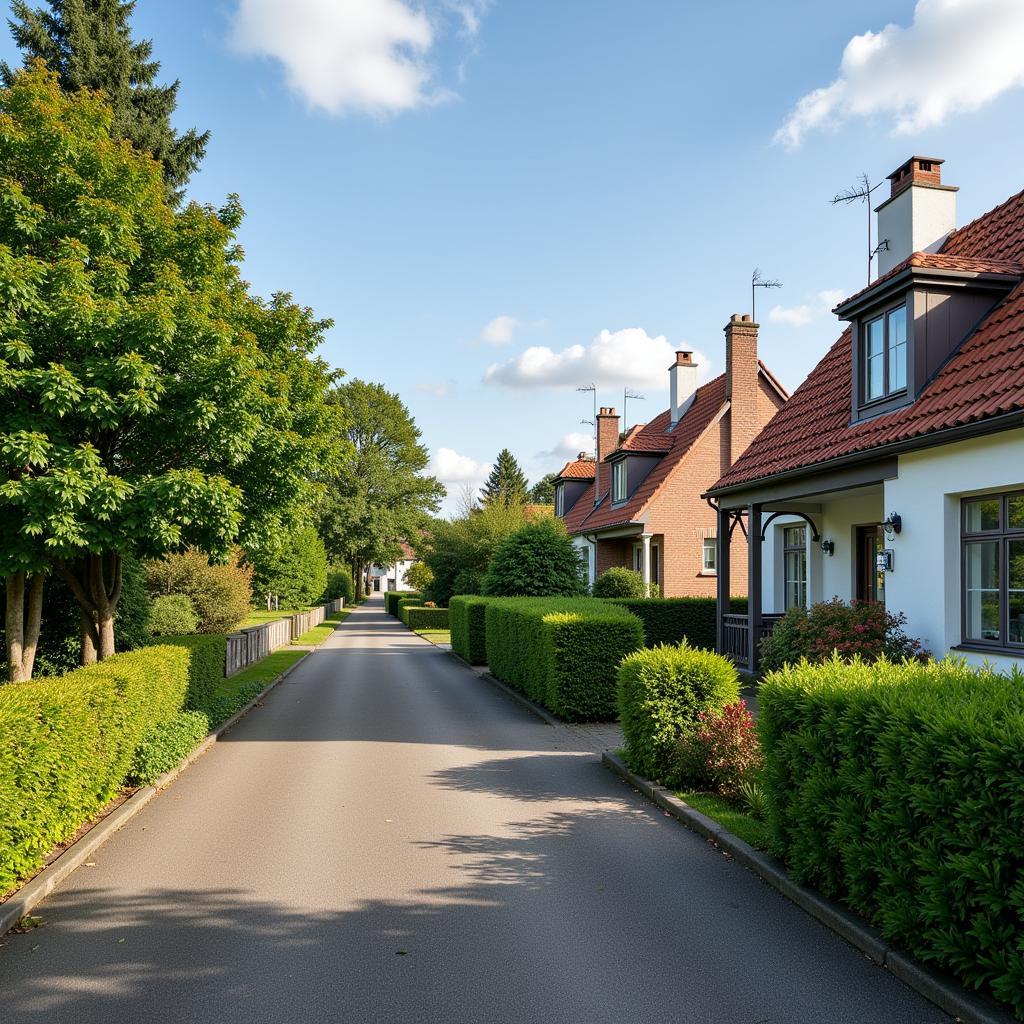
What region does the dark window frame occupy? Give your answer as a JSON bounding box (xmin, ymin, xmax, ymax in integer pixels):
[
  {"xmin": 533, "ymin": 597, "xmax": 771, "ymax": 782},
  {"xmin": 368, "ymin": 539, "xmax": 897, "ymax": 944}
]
[
  {"xmin": 611, "ymin": 458, "xmax": 628, "ymax": 504},
  {"xmin": 862, "ymin": 302, "xmax": 908, "ymax": 406},
  {"xmin": 554, "ymin": 483, "xmax": 564, "ymax": 517},
  {"xmin": 782, "ymin": 524, "xmax": 808, "ymax": 610},
  {"xmin": 960, "ymin": 491, "xmax": 1024, "ymax": 651}
]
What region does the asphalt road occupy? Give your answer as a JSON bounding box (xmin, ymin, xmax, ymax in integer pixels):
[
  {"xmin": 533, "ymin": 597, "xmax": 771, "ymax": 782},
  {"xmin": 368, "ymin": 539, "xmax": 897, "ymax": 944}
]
[{"xmin": 0, "ymin": 595, "xmax": 948, "ymax": 1023}]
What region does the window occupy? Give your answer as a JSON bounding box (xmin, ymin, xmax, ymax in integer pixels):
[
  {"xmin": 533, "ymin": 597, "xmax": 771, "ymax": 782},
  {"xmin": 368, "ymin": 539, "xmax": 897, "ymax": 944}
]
[
  {"xmin": 554, "ymin": 484, "xmax": 564, "ymax": 517},
  {"xmin": 783, "ymin": 525, "xmax": 807, "ymax": 610},
  {"xmin": 612, "ymin": 460, "xmax": 627, "ymax": 503},
  {"xmin": 702, "ymin": 537, "xmax": 717, "ymax": 574},
  {"xmin": 962, "ymin": 492, "xmax": 1024, "ymax": 649},
  {"xmin": 863, "ymin": 304, "xmax": 907, "ymax": 403}
]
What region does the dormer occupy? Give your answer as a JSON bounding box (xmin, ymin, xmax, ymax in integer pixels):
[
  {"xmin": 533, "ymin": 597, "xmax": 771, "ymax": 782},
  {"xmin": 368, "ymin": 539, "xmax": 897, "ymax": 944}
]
[
  {"xmin": 554, "ymin": 453, "xmax": 594, "ymax": 517},
  {"xmin": 607, "ymin": 448, "xmax": 662, "ymax": 506}
]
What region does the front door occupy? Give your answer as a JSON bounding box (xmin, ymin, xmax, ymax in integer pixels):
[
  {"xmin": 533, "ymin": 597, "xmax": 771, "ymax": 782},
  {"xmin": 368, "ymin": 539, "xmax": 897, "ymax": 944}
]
[{"xmin": 856, "ymin": 525, "xmax": 885, "ymax": 603}]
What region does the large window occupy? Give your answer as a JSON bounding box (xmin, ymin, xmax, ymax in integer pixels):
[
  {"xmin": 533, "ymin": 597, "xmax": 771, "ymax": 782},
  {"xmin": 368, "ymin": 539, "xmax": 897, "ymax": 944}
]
[
  {"xmin": 962, "ymin": 492, "xmax": 1024, "ymax": 649},
  {"xmin": 612, "ymin": 460, "xmax": 627, "ymax": 503},
  {"xmin": 783, "ymin": 525, "xmax": 807, "ymax": 610},
  {"xmin": 864, "ymin": 304, "xmax": 907, "ymax": 402}
]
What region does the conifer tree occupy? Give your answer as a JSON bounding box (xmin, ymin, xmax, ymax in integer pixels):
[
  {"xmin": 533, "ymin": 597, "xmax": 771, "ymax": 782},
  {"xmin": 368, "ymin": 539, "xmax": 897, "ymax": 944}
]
[
  {"xmin": 480, "ymin": 449, "xmax": 529, "ymax": 508},
  {"xmin": 2, "ymin": 0, "xmax": 209, "ymax": 201}
]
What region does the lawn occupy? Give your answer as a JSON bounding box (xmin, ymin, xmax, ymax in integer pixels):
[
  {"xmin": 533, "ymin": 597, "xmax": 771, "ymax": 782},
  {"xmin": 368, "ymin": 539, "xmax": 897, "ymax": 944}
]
[
  {"xmin": 293, "ymin": 609, "xmax": 351, "ymax": 645},
  {"xmin": 416, "ymin": 629, "xmax": 451, "ymax": 645},
  {"xmin": 675, "ymin": 790, "xmax": 771, "ymax": 850}
]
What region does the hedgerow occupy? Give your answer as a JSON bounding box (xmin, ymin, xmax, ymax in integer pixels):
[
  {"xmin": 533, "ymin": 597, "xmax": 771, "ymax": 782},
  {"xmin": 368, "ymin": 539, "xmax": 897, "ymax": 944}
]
[
  {"xmin": 760, "ymin": 656, "xmax": 1024, "ymax": 1016},
  {"xmin": 387, "ymin": 591, "xmax": 420, "ymax": 617},
  {"xmin": 147, "ymin": 633, "xmax": 226, "ymax": 713},
  {"xmin": 404, "ymin": 606, "xmax": 449, "ymax": 630},
  {"xmin": 485, "ymin": 597, "xmax": 644, "ymax": 720},
  {"xmin": 397, "ymin": 595, "xmax": 424, "ymax": 623},
  {"xmin": 449, "ymin": 595, "xmax": 491, "ymax": 664},
  {"xmin": 127, "ymin": 711, "xmax": 209, "ymax": 785},
  {"xmin": 607, "ymin": 597, "xmax": 747, "ymax": 649}
]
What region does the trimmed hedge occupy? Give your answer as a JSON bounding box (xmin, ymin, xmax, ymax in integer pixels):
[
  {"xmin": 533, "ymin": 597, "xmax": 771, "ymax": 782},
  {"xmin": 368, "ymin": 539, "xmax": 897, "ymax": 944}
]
[
  {"xmin": 0, "ymin": 644, "xmax": 191, "ymax": 894},
  {"xmin": 386, "ymin": 591, "xmax": 421, "ymax": 617},
  {"xmin": 449, "ymin": 595, "xmax": 491, "ymax": 664},
  {"xmin": 760, "ymin": 656, "xmax": 1024, "ymax": 1016},
  {"xmin": 485, "ymin": 597, "xmax": 645, "ymax": 720},
  {"xmin": 608, "ymin": 597, "xmax": 748, "ymax": 649},
  {"xmin": 127, "ymin": 710, "xmax": 209, "ymax": 785},
  {"xmin": 404, "ymin": 606, "xmax": 449, "ymax": 630},
  {"xmin": 147, "ymin": 633, "xmax": 226, "ymax": 712},
  {"xmin": 618, "ymin": 643, "xmax": 740, "ymax": 782}
]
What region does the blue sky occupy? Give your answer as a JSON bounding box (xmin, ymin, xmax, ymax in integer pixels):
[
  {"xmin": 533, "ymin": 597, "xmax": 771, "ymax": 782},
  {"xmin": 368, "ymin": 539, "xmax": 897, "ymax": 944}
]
[{"xmin": 5, "ymin": 0, "xmax": 1024, "ymax": 510}]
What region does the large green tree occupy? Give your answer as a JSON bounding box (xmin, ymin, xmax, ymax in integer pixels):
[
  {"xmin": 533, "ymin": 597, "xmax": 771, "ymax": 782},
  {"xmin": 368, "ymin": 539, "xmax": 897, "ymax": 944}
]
[
  {"xmin": 0, "ymin": 66, "xmax": 340, "ymax": 679},
  {"xmin": 245, "ymin": 526, "xmax": 329, "ymax": 610},
  {"xmin": 480, "ymin": 448, "xmax": 528, "ymax": 508},
  {"xmin": 319, "ymin": 380, "xmax": 444, "ymax": 587},
  {"xmin": 528, "ymin": 472, "xmax": 558, "ymax": 505},
  {"xmin": 2, "ymin": 0, "xmax": 208, "ymax": 201}
]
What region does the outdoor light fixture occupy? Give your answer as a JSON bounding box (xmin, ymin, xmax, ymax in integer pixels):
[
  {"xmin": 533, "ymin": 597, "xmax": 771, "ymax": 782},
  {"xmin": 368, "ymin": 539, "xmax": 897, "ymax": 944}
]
[
  {"xmin": 881, "ymin": 512, "xmax": 902, "ymax": 541},
  {"xmin": 821, "ymin": 539, "xmax": 835, "ymax": 556}
]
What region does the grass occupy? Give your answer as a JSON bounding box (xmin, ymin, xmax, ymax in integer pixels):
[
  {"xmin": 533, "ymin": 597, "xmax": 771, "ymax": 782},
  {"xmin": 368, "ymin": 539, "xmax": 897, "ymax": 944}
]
[
  {"xmin": 675, "ymin": 789, "xmax": 771, "ymax": 850},
  {"xmin": 212, "ymin": 649, "xmax": 308, "ymax": 701},
  {"xmin": 292, "ymin": 609, "xmax": 351, "ymax": 646},
  {"xmin": 416, "ymin": 629, "xmax": 451, "ymax": 645}
]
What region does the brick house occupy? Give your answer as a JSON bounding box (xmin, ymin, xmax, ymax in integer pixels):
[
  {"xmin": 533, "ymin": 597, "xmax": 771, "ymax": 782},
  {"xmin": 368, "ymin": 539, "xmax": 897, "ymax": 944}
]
[
  {"xmin": 553, "ymin": 318, "xmax": 788, "ymax": 596},
  {"xmin": 706, "ymin": 156, "xmax": 1024, "ymax": 673}
]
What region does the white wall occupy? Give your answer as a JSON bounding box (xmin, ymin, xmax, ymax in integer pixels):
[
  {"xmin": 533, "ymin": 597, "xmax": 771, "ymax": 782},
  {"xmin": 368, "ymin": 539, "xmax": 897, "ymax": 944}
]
[
  {"xmin": 574, "ymin": 536, "xmax": 596, "ymax": 589},
  {"xmin": 818, "ymin": 493, "xmax": 884, "ymax": 602}
]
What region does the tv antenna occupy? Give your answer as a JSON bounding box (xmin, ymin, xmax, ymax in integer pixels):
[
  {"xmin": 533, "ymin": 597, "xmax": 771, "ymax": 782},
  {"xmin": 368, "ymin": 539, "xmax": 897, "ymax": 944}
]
[
  {"xmin": 831, "ymin": 173, "xmax": 885, "ymax": 286},
  {"xmin": 623, "ymin": 387, "xmax": 645, "ymax": 431},
  {"xmin": 577, "ymin": 383, "xmax": 597, "ymax": 456},
  {"xmin": 751, "ymin": 268, "xmax": 782, "ymax": 322}
]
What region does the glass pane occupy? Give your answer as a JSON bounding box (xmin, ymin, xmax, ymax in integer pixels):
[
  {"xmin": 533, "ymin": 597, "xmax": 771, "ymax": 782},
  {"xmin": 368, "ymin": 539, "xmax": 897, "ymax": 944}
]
[
  {"xmin": 874, "ymin": 533, "xmax": 886, "ymax": 605},
  {"xmin": 1009, "ymin": 495, "xmax": 1024, "ymax": 530},
  {"xmin": 703, "ymin": 540, "xmax": 716, "ymax": 571},
  {"xmin": 783, "ymin": 526, "xmax": 806, "ymax": 549},
  {"xmin": 1010, "ymin": 540, "xmax": 1024, "ymax": 644},
  {"xmin": 887, "ymin": 306, "xmax": 907, "ymax": 392},
  {"xmin": 865, "ymin": 317, "xmax": 885, "ymax": 400},
  {"xmin": 784, "ymin": 549, "xmax": 807, "ymax": 610},
  {"xmin": 965, "ymin": 498, "xmax": 1000, "ymax": 532},
  {"xmin": 965, "ymin": 540, "xmax": 1000, "ymax": 641}
]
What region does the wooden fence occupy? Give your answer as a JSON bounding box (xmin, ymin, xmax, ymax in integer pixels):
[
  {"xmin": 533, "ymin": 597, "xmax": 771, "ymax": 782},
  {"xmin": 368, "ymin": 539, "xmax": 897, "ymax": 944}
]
[{"xmin": 225, "ymin": 597, "xmax": 345, "ymax": 677}]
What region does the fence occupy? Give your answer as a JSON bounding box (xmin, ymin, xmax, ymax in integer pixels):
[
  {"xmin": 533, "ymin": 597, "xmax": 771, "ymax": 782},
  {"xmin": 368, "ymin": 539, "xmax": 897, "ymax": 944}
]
[{"xmin": 225, "ymin": 598, "xmax": 345, "ymax": 677}]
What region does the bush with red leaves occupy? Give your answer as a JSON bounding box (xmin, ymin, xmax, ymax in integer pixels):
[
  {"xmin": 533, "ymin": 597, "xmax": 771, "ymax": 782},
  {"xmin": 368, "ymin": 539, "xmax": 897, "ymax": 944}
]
[{"xmin": 675, "ymin": 700, "xmax": 762, "ymax": 798}]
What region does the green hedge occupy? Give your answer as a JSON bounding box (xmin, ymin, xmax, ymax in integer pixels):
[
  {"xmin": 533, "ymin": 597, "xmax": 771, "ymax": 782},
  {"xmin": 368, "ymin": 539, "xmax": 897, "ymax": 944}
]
[
  {"xmin": 608, "ymin": 597, "xmax": 747, "ymax": 649},
  {"xmin": 618, "ymin": 643, "xmax": 740, "ymax": 782},
  {"xmin": 485, "ymin": 597, "xmax": 645, "ymax": 720},
  {"xmin": 387, "ymin": 591, "xmax": 421, "ymax": 617},
  {"xmin": 127, "ymin": 710, "xmax": 209, "ymax": 785},
  {"xmin": 404, "ymin": 606, "xmax": 449, "ymax": 630},
  {"xmin": 0, "ymin": 644, "xmax": 192, "ymax": 894},
  {"xmin": 449, "ymin": 595, "xmax": 492, "ymax": 664},
  {"xmin": 760, "ymin": 656, "xmax": 1024, "ymax": 1016},
  {"xmin": 147, "ymin": 633, "xmax": 226, "ymax": 712}
]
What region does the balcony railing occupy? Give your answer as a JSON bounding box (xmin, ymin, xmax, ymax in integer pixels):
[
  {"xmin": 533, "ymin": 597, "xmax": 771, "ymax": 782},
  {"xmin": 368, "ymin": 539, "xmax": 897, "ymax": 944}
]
[{"xmin": 721, "ymin": 613, "xmax": 784, "ymax": 666}]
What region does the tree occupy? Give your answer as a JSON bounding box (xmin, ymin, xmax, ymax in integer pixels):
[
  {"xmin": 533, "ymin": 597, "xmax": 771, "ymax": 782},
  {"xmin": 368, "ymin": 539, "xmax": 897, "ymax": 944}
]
[
  {"xmin": 245, "ymin": 527, "xmax": 328, "ymax": 609},
  {"xmin": 144, "ymin": 549, "xmax": 252, "ymax": 634},
  {"xmin": 481, "ymin": 518, "xmax": 587, "ymax": 597},
  {"xmin": 528, "ymin": 473, "xmax": 558, "ymax": 505},
  {"xmin": 3, "ymin": 0, "xmax": 209, "ymax": 201},
  {"xmin": 319, "ymin": 380, "xmax": 444, "ymax": 589},
  {"xmin": 405, "ymin": 560, "xmax": 433, "ymax": 592},
  {"xmin": 480, "ymin": 449, "xmax": 528, "ymax": 507},
  {"xmin": 0, "ymin": 66, "xmax": 342, "ymax": 677}
]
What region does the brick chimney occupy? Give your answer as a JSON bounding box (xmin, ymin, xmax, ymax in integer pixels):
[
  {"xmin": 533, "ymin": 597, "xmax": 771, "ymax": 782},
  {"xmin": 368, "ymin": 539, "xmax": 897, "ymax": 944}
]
[
  {"xmin": 876, "ymin": 156, "xmax": 957, "ymax": 278},
  {"xmin": 669, "ymin": 350, "xmax": 698, "ymax": 428},
  {"xmin": 595, "ymin": 406, "xmax": 620, "ymax": 503},
  {"xmin": 725, "ymin": 314, "xmax": 759, "ymax": 465}
]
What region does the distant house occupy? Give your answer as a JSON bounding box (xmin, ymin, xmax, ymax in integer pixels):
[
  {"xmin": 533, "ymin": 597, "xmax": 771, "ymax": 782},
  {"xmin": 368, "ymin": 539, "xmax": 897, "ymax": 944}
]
[
  {"xmin": 706, "ymin": 156, "xmax": 1024, "ymax": 672},
  {"xmin": 369, "ymin": 541, "xmax": 418, "ymax": 593},
  {"xmin": 554, "ymin": 318, "xmax": 788, "ymax": 595}
]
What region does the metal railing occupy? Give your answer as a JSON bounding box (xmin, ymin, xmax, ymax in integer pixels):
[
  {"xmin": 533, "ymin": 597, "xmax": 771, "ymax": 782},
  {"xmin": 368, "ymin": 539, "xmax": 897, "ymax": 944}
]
[{"xmin": 721, "ymin": 613, "xmax": 784, "ymax": 665}]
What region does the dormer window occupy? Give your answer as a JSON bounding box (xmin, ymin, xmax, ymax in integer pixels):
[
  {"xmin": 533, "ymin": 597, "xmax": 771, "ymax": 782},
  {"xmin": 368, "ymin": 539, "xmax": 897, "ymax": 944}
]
[
  {"xmin": 612, "ymin": 460, "xmax": 627, "ymax": 503},
  {"xmin": 554, "ymin": 484, "xmax": 564, "ymax": 517},
  {"xmin": 864, "ymin": 303, "xmax": 907, "ymax": 403}
]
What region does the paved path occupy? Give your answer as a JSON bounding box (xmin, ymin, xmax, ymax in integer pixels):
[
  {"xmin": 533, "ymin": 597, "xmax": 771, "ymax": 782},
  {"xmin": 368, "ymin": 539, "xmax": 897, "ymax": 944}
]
[{"xmin": 0, "ymin": 596, "xmax": 948, "ymax": 1023}]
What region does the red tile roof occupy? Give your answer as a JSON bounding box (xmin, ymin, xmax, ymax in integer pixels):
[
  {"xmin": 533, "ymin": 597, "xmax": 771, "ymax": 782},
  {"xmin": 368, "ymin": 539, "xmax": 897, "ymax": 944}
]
[
  {"xmin": 400, "ymin": 541, "xmax": 416, "ymax": 560},
  {"xmin": 556, "ymin": 457, "xmax": 596, "ymax": 480},
  {"xmin": 711, "ymin": 187, "xmax": 1024, "ymax": 494}
]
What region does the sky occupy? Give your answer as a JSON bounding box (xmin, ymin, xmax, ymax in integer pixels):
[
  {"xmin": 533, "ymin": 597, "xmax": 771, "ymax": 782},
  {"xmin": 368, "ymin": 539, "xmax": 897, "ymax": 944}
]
[{"xmin": 5, "ymin": 0, "xmax": 1024, "ymax": 511}]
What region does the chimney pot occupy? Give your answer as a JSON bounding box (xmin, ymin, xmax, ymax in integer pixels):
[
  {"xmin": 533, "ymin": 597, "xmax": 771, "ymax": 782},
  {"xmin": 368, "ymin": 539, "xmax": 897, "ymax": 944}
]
[{"xmin": 669, "ymin": 350, "xmax": 699, "ymax": 428}]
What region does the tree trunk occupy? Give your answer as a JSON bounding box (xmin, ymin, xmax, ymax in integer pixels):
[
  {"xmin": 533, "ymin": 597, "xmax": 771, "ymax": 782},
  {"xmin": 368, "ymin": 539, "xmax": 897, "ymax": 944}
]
[
  {"xmin": 4, "ymin": 571, "xmax": 44, "ymax": 683},
  {"xmin": 53, "ymin": 552, "xmax": 122, "ymax": 665}
]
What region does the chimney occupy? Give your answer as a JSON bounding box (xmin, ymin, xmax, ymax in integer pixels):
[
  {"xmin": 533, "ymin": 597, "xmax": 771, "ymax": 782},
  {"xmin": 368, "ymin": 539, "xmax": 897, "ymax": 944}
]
[
  {"xmin": 595, "ymin": 406, "xmax": 620, "ymax": 504},
  {"xmin": 724, "ymin": 314, "xmax": 759, "ymax": 465},
  {"xmin": 669, "ymin": 350, "xmax": 698, "ymax": 428},
  {"xmin": 875, "ymin": 156, "xmax": 957, "ymax": 278}
]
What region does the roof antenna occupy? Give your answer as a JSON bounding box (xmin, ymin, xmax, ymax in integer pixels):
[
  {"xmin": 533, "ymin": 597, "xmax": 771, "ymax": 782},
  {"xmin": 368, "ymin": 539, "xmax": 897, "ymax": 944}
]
[
  {"xmin": 831, "ymin": 173, "xmax": 885, "ymax": 286},
  {"xmin": 623, "ymin": 387, "xmax": 645, "ymax": 431},
  {"xmin": 751, "ymin": 268, "xmax": 782, "ymax": 322},
  {"xmin": 576, "ymin": 384, "xmax": 597, "ymax": 460}
]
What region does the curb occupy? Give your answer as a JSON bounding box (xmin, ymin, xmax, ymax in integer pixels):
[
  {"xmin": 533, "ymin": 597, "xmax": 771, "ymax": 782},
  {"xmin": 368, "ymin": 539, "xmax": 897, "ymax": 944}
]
[
  {"xmin": 0, "ymin": 620, "xmax": 343, "ymax": 939},
  {"xmin": 602, "ymin": 751, "xmax": 1015, "ymax": 1024}
]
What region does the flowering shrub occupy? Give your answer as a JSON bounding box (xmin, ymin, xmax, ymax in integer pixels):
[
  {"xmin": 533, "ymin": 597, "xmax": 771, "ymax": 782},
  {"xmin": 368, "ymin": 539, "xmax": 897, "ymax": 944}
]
[
  {"xmin": 759, "ymin": 598, "xmax": 924, "ymax": 672},
  {"xmin": 424, "ymin": 601, "xmax": 437, "ymax": 608},
  {"xmin": 675, "ymin": 700, "xmax": 762, "ymax": 799}
]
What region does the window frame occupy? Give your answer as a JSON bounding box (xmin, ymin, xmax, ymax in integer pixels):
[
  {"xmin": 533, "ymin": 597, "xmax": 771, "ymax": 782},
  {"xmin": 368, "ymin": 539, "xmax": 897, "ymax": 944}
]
[
  {"xmin": 702, "ymin": 537, "xmax": 717, "ymax": 575},
  {"xmin": 554, "ymin": 483, "xmax": 564, "ymax": 517},
  {"xmin": 611, "ymin": 459, "xmax": 627, "ymax": 503},
  {"xmin": 862, "ymin": 301, "xmax": 908, "ymax": 406},
  {"xmin": 960, "ymin": 490, "xmax": 1024, "ymax": 652},
  {"xmin": 782, "ymin": 524, "xmax": 808, "ymax": 611}
]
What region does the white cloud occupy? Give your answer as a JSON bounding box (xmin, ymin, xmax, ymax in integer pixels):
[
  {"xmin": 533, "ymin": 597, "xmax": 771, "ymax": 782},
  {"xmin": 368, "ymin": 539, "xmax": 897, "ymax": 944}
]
[
  {"xmin": 537, "ymin": 432, "xmax": 595, "ymax": 461},
  {"xmin": 415, "ymin": 378, "xmax": 456, "ymax": 398},
  {"xmin": 478, "ymin": 315, "xmax": 523, "ymax": 346},
  {"xmin": 775, "ymin": 0, "xmax": 1024, "ymax": 147},
  {"xmin": 231, "ymin": 0, "xmax": 488, "ymax": 116},
  {"xmin": 484, "ymin": 327, "xmax": 708, "ymax": 390},
  {"xmin": 768, "ymin": 289, "xmax": 847, "ymax": 328},
  {"xmin": 428, "ymin": 446, "xmax": 491, "ymax": 485}
]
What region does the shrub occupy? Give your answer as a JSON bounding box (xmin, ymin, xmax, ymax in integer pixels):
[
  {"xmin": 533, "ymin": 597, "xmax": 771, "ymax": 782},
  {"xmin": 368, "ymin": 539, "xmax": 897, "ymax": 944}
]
[
  {"xmin": 617, "ymin": 643, "xmax": 740, "ymax": 781},
  {"xmin": 675, "ymin": 700, "xmax": 762, "ymax": 798},
  {"xmin": 481, "ymin": 518, "xmax": 587, "ymax": 598},
  {"xmin": 324, "ymin": 565, "xmax": 355, "ymax": 605},
  {"xmin": 0, "ymin": 644, "xmax": 191, "ymax": 893},
  {"xmin": 244, "ymin": 527, "xmax": 329, "ymax": 609},
  {"xmin": 593, "ymin": 567, "xmax": 648, "ymax": 599},
  {"xmin": 396, "ymin": 594, "xmax": 423, "ymax": 622},
  {"xmin": 608, "ymin": 597, "xmax": 748, "ymax": 650},
  {"xmin": 760, "ymin": 656, "xmax": 1024, "ymax": 1016},
  {"xmin": 759, "ymin": 598, "xmax": 924, "ymax": 672},
  {"xmin": 449, "ymin": 595, "xmax": 491, "ymax": 664},
  {"xmin": 148, "ymin": 594, "xmax": 200, "ymax": 637},
  {"xmin": 404, "ymin": 606, "xmax": 449, "ymax": 630},
  {"xmin": 384, "ymin": 591, "xmax": 418, "ymax": 616},
  {"xmin": 127, "ymin": 711, "xmax": 209, "ymax": 785},
  {"xmin": 146, "ymin": 634, "xmax": 226, "ymax": 713},
  {"xmin": 485, "ymin": 597, "xmax": 644, "ymax": 720},
  {"xmin": 145, "ymin": 548, "xmax": 252, "ymax": 634},
  {"xmin": 405, "ymin": 561, "xmax": 434, "ymax": 592},
  {"xmin": 452, "ymin": 569, "xmax": 482, "ymax": 597}
]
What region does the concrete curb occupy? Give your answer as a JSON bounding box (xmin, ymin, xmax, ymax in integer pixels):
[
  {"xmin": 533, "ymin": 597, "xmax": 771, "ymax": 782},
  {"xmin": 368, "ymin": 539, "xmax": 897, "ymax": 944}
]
[
  {"xmin": 0, "ymin": 620, "xmax": 345, "ymax": 939},
  {"xmin": 602, "ymin": 751, "xmax": 1016, "ymax": 1024},
  {"xmin": 478, "ymin": 670, "xmax": 560, "ymax": 727}
]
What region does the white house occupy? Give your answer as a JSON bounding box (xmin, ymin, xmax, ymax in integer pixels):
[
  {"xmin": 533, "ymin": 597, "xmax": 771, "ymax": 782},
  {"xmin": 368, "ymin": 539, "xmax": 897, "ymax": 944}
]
[
  {"xmin": 368, "ymin": 542, "xmax": 418, "ymax": 593},
  {"xmin": 706, "ymin": 156, "xmax": 1024, "ymax": 673}
]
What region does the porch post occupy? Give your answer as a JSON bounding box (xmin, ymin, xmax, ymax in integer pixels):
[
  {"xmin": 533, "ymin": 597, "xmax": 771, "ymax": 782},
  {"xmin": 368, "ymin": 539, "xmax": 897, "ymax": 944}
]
[
  {"xmin": 716, "ymin": 505, "xmax": 731, "ymax": 654},
  {"xmin": 640, "ymin": 533, "xmax": 652, "ymax": 594},
  {"xmin": 747, "ymin": 502, "xmax": 763, "ymax": 675}
]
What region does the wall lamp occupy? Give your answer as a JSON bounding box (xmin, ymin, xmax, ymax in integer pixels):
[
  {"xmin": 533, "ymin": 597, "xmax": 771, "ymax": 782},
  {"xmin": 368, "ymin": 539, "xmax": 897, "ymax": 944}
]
[
  {"xmin": 820, "ymin": 539, "xmax": 835, "ymax": 557},
  {"xmin": 881, "ymin": 512, "xmax": 902, "ymax": 541}
]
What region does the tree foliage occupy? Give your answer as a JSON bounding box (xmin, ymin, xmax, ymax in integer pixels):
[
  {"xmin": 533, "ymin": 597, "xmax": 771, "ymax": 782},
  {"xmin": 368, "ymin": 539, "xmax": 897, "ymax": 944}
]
[
  {"xmin": 480, "ymin": 448, "xmax": 528, "ymax": 508},
  {"xmin": 144, "ymin": 548, "xmax": 252, "ymax": 634},
  {"xmin": 528, "ymin": 472, "xmax": 557, "ymax": 505},
  {"xmin": 245, "ymin": 526, "xmax": 328, "ymax": 609},
  {"xmin": 3, "ymin": 0, "xmax": 209, "ymax": 201},
  {"xmin": 481, "ymin": 519, "xmax": 587, "ymax": 598}
]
